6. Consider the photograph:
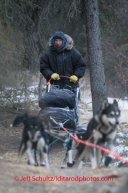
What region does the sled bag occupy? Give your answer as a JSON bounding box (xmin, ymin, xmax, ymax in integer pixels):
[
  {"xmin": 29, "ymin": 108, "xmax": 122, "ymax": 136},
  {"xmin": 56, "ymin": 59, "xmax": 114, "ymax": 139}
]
[
  {"xmin": 39, "ymin": 89, "xmax": 76, "ymax": 110},
  {"xmin": 39, "ymin": 107, "xmax": 77, "ymax": 131}
]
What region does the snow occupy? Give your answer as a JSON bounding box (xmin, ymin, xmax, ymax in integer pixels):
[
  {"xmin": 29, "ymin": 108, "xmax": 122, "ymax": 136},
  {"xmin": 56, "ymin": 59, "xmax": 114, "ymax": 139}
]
[
  {"xmin": 116, "ymin": 145, "xmax": 128, "ymax": 154},
  {"xmin": 108, "ymin": 97, "xmax": 128, "ymax": 110}
]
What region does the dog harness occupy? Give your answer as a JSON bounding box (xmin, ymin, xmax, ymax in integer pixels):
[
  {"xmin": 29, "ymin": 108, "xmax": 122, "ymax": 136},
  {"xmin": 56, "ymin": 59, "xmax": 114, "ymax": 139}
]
[{"xmin": 98, "ymin": 127, "xmax": 115, "ymax": 143}]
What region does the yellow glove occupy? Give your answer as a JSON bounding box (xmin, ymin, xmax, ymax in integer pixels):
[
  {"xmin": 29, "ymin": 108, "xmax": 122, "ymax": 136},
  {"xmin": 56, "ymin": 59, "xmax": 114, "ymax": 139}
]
[
  {"xmin": 70, "ymin": 75, "xmax": 78, "ymax": 83},
  {"xmin": 51, "ymin": 73, "xmax": 60, "ymax": 80}
]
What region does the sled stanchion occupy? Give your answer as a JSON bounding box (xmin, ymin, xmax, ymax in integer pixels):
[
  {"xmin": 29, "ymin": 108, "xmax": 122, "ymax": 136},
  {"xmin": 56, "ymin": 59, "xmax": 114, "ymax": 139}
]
[
  {"xmin": 47, "ymin": 81, "xmax": 51, "ymax": 92},
  {"xmin": 75, "ymin": 87, "xmax": 80, "ymax": 125}
]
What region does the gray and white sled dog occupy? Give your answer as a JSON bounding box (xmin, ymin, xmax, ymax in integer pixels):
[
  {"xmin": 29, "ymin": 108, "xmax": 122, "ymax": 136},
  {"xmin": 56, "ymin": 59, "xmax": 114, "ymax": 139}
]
[{"xmin": 64, "ymin": 99, "xmax": 120, "ymax": 169}]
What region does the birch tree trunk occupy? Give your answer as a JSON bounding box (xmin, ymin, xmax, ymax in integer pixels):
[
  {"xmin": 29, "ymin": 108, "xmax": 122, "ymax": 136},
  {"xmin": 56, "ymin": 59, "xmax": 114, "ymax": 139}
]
[
  {"xmin": 85, "ymin": 0, "xmax": 107, "ymax": 115},
  {"xmin": 38, "ymin": 73, "xmax": 46, "ymax": 100}
]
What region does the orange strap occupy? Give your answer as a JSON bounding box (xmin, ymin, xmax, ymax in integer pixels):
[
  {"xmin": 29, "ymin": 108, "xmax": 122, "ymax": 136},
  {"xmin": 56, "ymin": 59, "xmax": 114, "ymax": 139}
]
[{"xmin": 61, "ymin": 125, "xmax": 128, "ymax": 164}]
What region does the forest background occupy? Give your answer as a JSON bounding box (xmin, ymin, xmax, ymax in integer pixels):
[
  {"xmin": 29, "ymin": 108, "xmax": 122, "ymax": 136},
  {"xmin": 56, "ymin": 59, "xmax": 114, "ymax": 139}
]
[{"xmin": 0, "ymin": 0, "xmax": 128, "ymax": 116}]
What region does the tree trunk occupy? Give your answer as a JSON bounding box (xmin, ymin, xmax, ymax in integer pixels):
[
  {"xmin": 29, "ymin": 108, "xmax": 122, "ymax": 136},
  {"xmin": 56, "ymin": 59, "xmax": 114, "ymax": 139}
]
[
  {"xmin": 38, "ymin": 73, "xmax": 46, "ymax": 100},
  {"xmin": 85, "ymin": 0, "xmax": 107, "ymax": 115}
]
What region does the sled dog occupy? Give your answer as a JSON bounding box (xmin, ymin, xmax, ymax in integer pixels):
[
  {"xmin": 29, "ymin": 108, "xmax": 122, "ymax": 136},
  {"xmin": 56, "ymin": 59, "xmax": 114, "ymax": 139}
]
[
  {"xmin": 12, "ymin": 113, "xmax": 50, "ymax": 168},
  {"xmin": 74, "ymin": 99, "xmax": 120, "ymax": 169},
  {"xmin": 63, "ymin": 100, "xmax": 120, "ymax": 169}
]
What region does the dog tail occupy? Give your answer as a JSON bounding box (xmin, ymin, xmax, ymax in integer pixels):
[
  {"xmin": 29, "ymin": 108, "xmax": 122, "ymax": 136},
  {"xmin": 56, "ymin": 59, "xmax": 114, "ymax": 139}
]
[{"xmin": 12, "ymin": 113, "xmax": 29, "ymax": 127}]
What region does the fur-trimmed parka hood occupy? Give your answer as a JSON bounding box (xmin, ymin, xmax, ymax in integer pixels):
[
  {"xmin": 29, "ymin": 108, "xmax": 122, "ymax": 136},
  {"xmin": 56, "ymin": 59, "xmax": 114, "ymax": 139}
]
[
  {"xmin": 64, "ymin": 34, "xmax": 73, "ymax": 50},
  {"xmin": 48, "ymin": 33, "xmax": 73, "ymax": 50}
]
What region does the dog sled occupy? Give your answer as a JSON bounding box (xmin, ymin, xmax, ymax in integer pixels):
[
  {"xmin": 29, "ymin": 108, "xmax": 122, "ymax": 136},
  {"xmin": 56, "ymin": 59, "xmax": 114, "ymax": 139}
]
[{"xmin": 38, "ymin": 76, "xmax": 80, "ymax": 138}]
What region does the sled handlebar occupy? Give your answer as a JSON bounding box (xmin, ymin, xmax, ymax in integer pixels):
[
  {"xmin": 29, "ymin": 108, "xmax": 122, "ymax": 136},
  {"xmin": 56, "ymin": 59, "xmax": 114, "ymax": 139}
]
[{"xmin": 47, "ymin": 75, "xmax": 79, "ymax": 87}]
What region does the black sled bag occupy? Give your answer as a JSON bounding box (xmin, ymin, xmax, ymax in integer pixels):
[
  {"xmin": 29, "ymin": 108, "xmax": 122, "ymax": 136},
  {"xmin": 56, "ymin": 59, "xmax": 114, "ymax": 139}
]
[{"xmin": 39, "ymin": 89, "xmax": 76, "ymax": 110}]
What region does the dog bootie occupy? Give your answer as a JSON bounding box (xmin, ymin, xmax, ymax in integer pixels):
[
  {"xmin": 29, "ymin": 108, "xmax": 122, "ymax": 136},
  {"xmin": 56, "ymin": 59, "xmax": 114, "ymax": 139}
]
[
  {"xmin": 67, "ymin": 162, "xmax": 74, "ymax": 167},
  {"xmin": 104, "ymin": 156, "xmax": 112, "ymax": 166},
  {"xmin": 40, "ymin": 161, "xmax": 45, "ymax": 166},
  {"xmin": 27, "ymin": 160, "xmax": 39, "ymax": 166},
  {"xmin": 35, "ymin": 162, "xmax": 39, "ymax": 166},
  {"xmin": 61, "ymin": 164, "xmax": 66, "ymax": 169}
]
